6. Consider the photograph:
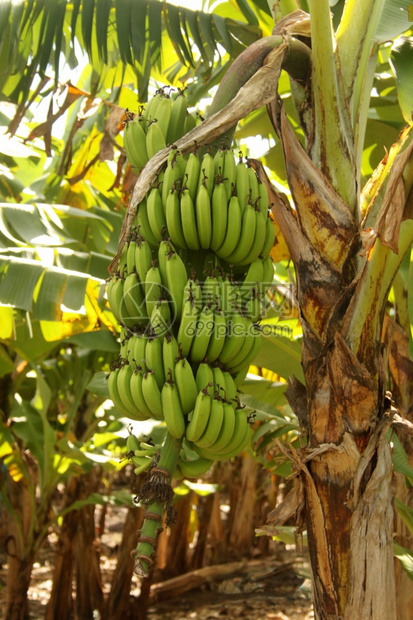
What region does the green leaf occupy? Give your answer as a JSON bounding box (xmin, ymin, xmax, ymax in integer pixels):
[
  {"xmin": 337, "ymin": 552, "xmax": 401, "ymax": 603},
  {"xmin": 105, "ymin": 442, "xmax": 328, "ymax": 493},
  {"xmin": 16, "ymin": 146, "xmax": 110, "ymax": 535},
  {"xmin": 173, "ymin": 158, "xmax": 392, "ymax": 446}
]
[
  {"xmin": 95, "ymin": 0, "xmax": 112, "ymax": 64},
  {"xmin": 213, "ymin": 14, "xmax": 233, "ymax": 54},
  {"xmin": 68, "ymin": 329, "xmax": 119, "ymax": 352},
  {"xmin": 87, "ymin": 370, "xmax": 110, "ymax": 398},
  {"xmin": 0, "ymin": 258, "xmax": 44, "ymax": 311},
  {"xmin": 393, "ymin": 542, "xmax": 413, "ymax": 580},
  {"xmin": 395, "ymin": 498, "xmax": 413, "ymax": 536},
  {"xmin": 254, "ymin": 333, "xmax": 304, "ymax": 382},
  {"xmin": 165, "ymin": 4, "xmax": 194, "ymax": 67},
  {"xmin": 0, "ymin": 344, "xmax": 15, "ymax": 377},
  {"xmin": 390, "ymin": 37, "xmax": 413, "ymax": 124},
  {"xmin": 131, "ymin": 0, "xmax": 147, "ymax": 64},
  {"xmin": 184, "ymin": 9, "xmax": 209, "ymax": 66},
  {"xmin": 234, "ymin": 0, "xmax": 259, "ymax": 25},
  {"xmin": 81, "ymin": 0, "xmax": 96, "ymax": 57},
  {"xmin": 148, "ymin": 0, "xmax": 162, "ymax": 67},
  {"xmin": 376, "ymin": 1, "xmax": 411, "ymax": 42},
  {"xmin": 116, "ymin": 0, "xmax": 133, "ymax": 65},
  {"xmin": 390, "ymin": 431, "xmax": 413, "ymax": 482}
]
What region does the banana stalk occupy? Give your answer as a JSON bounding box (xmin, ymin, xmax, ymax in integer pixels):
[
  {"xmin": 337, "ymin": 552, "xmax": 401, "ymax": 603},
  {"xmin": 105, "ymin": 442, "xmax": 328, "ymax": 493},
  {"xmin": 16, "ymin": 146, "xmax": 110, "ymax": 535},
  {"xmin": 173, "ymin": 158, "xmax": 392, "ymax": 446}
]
[{"xmin": 132, "ymin": 432, "xmax": 183, "ymax": 578}]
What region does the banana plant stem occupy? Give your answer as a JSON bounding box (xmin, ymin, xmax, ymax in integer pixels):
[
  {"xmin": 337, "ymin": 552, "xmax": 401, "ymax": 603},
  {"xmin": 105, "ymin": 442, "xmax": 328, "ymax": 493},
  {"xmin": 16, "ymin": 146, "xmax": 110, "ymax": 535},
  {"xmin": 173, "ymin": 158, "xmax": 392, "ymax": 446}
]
[{"xmin": 132, "ymin": 432, "xmax": 182, "ymax": 577}]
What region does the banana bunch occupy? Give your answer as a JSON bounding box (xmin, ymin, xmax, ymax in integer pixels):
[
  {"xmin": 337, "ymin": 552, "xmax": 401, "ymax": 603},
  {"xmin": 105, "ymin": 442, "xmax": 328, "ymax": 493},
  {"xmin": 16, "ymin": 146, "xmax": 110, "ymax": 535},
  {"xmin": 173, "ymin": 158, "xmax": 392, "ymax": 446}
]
[
  {"xmin": 126, "ymin": 433, "xmax": 161, "ymax": 476},
  {"xmin": 123, "ymin": 89, "xmax": 198, "ymax": 172},
  {"xmin": 108, "ymin": 124, "xmax": 278, "ymax": 474}
]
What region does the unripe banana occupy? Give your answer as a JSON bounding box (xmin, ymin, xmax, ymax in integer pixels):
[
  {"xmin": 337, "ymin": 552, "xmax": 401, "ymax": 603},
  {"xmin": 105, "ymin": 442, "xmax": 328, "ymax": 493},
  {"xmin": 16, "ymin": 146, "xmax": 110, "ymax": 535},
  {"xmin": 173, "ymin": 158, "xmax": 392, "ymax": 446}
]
[
  {"xmin": 145, "ymin": 336, "xmax": 165, "ymax": 390},
  {"xmin": 222, "ymin": 371, "xmax": 237, "ymax": 403},
  {"xmin": 195, "ymin": 183, "xmax": 212, "ymax": 249},
  {"xmin": 175, "ymin": 358, "xmax": 198, "ymax": 414},
  {"xmin": 161, "ymin": 380, "xmax": 186, "ymax": 438},
  {"xmin": 130, "ymin": 367, "xmax": 153, "ymax": 417},
  {"xmin": 154, "ymin": 95, "xmax": 172, "ymax": 141},
  {"xmin": 243, "ymin": 286, "xmax": 261, "ymax": 322},
  {"xmin": 259, "ymin": 215, "xmax": 276, "ymax": 258},
  {"xmin": 225, "ymin": 204, "xmax": 256, "ymax": 264},
  {"xmin": 215, "ymin": 196, "xmax": 242, "ymax": 259},
  {"xmin": 183, "ymin": 110, "xmax": 197, "ymax": 134},
  {"xmin": 135, "ymin": 237, "xmax": 153, "ymax": 284},
  {"xmin": 128, "ymin": 334, "xmax": 147, "ymax": 370},
  {"xmin": 165, "ymin": 248, "xmax": 188, "ymax": 320},
  {"xmin": 233, "ymin": 364, "xmax": 250, "ymax": 388},
  {"xmin": 141, "ymin": 369, "xmax": 164, "ymax": 419},
  {"xmin": 218, "ymin": 310, "xmax": 246, "ymax": 365},
  {"xmin": 146, "ymin": 121, "xmax": 167, "ymax": 159},
  {"xmin": 145, "ymin": 266, "xmax": 163, "ymax": 318},
  {"xmin": 150, "ymin": 301, "xmax": 171, "ymax": 338},
  {"xmin": 167, "ymin": 94, "xmax": 188, "ymax": 144},
  {"xmin": 225, "ymin": 321, "xmax": 258, "ymax": 369},
  {"xmin": 120, "ymin": 328, "xmax": 132, "ymax": 358},
  {"xmin": 230, "ymin": 328, "xmax": 261, "ymax": 373},
  {"xmin": 147, "ymin": 186, "xmax": 167, "ymax": 241},
  {"xmin": 238, "ymin": 209, "xmax": 266, "ymax": 266},
  {"xmin": 165, "ymin": 189, "xmax": 188, "ymax": 250},
  {"xmin": 235, "ymin": 160, "xmax": 250, "ymax": 213},
  {"xmin": 178, "ymin": 455, "xmax": 213, "ymax": 478},
  {"xmin": 107, "ymin": 366, "xmax": 132, "ymax": 417},
  {"xmin": 180, "ymin": 189, "xmax": 200, "ymax": 250},
  {"xmin": 162, "ymin": 333, "xmax": 179, "ymax": 381},
  {"xmin": 208, "ymin": 401, "xmax": 236, "ymax": 452},
  {"xmin": 197, "ymin": 151, "xmax": 215, "ymax": 197},
  {"xmin": 197, "ymin": 405, "xmax": 250, "ymax": 458},
  {"xmin": 157, "ymin": 240, "xmax": 170, "ymax": 286},
  {"xmin": 212, "ymin": 366, "xmax": 227, "ymax": 400},
  {"xmin": 190, "ymin": 304, "xmax": 214, "ymax": 363},
  {"xmin": 196, "ymin": 362, "xmax": 215, "ymax": 393},
  {"xmin": 222, "ymin": 149, "xmax": 236, "ymax": 200},
  {"xmin": 247, "ymin": 164, "xmax": 259, "ymax": 205},
  {"xmin": 143, "ymin": 91, "xmax": 164, "ymax": 122},
  {"xmin": 177, "ymin": 298, "xmax": 199, "ymax": 358},
  {"xmin": 205, "ymin": 308, "xmax": 227, "ymax": 363},
  {"xmin": 123, "ymin": 117, "xmax": 149, "ymax": 171},
  {"xmin": 241, "ymin": 258, "xmax": 264, "ymax": 298},
  {"xmin": 257, "ymin": 179, "xmax": 269, "ymax": 217},
  {"xmin": 261, "ymin": 255, "xmax": 274, "ymax": 290},
  {"xmin": 210, "ymin": 182, "xmax": 228, "ymax": 252},
  {"xmin": 162, "ymin": 157, "xmax": 184, "ymax": 208},
  {"xmin": 117, "ymin": 363, "xmax": 150, "ymax": 421},
  {"xmin": 184, "ymin": 152, "xmax": 201, "ymax": 202},
  {"xmin": 107, "ymin": 275, "xmax": 124, "ymax": 323},
  {"xmin": 186, "ymin": 388, "xmax": 212, "ymax": 442},
  {"xmin": 123, "ymin": 271, "xmax": 146, "ymax": 324},
  {"xmin": 126, "ymin": 239, "xmax": 138, "ymax": 275},
  {"xmin": 126, "ymin": 433, "xmax": 141, "ymax": 454},
  {"xmin": 135, "ymin": 199, "xmax": 158, "ymax": 246},
  {"xmin": 194, "ymin": 397, "xmax": 224, "ymax": 449}
]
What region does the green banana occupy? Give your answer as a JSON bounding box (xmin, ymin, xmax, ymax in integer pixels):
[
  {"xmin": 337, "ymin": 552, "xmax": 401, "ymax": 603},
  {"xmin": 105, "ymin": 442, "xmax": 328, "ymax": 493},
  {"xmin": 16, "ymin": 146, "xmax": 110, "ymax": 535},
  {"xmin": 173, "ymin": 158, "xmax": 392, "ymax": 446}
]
[
  {"xmin": 225, "ymin": 204, "xmax": 256, "ymax": 264},
  {"xmin": 130, "ymin": 367, "xmax": 153, "ymax": 417},
  {"xmin": 233, "ymin": 364, "xmax": 250, "ymax": 388},
  {"xmin": 146, "ymin": 121, "xmax": 167, "ymax": 159},
  {"xmin": 178, "ymin": 455, "xmax": 213, "ymax": 478},
  {"xmin": 195, "ymin": 362, "xmax": 215, "ymax": 393},
  {"xmin": 230, "ymin": 329, "xmax": 261, "ymax": 373},
  {"xmin": 126, "ymin": 239, "xmax": 138, "ymax": 275},
  {"xmin": 247, "ymin": 164, "xmax": 259, "ymax": 205},
  {"xmin": 212, "ymin": 366, "xmax": 227, "ymax": 400},
  {"xmin": 184, "ymin": 152, "xmax": 201, "ymax": 202},
  {"xmin": 177, "ymin": 298, "xmax": 199, "ymax": 358},
  {"xmin": 197, "ymin": 405, "xmax": 250, "ymax": 458},
  {"xmin": 218, "ymin": 310, "xmax": 247, "ymax": 365},
  {"xmin": 241, "ymin": 258, "xmax": 264, "ymax": 297},
  {"xmin": 262, "ymin": 255, "xmax": 274, "ymax": 290},
  {"xmin": 143, "ymin": 90, "xmax": 165, "ymax": 122},
  {"xmin": 215, "ymin": 196, "xmax": 242, "ymax": 259},
  {"xmin": 161, "ymin": 380, "xmax": 186, "ymax": 438},
  {"xmin": 195, "ymin": 183, "xmax": 212, "ymax": 250},
  {"xmin": 190, "ymin": 304, "xmax": 214, "ymax": 363},
  {"xmin": 238, "ymin": 209, "xmax": 267, "ymax": 266},
  {"xmin": 154, "ymin": 95, "xmax": 172, "ymax": 141},
  {"xmin": 235, "ymin": 159, "xmax": 250, "ymax": 213},
  {"xmin": 128, "ymin": 334, "xmax": 147, "ymax": 370},
  {"xmin": 175, "ymin": 357, "xmax": 198, "ymax": 414},
  {"xmin": 145, "ymin": 336, "xmax": 165, "ymax": 390},
  {"xmin": 167, "ymin": 94, "xmax": 188, "ymax": 144},
  {"xmin": 222, "ymin": 371, "xmax": 237, "ymax": 403},
  {"xmin": 107, "ymin": 366, "xmax": 132, "ymax": 416},
  {"xmin": 225, "ymin": 320, "xmax": 258, "ymax": 369},
  {"xmin": 145, "ymin": 266, "xmax": 163, "ymax": 318},
  {"xmin": 205, "ymin": 307, "xmax": 227, "ymax": 363},
  {"xmin": 208, "ymin": 401, "xmax": 236, "ymax": 452},
  {"xmin": 210, "ymin": 181, "xmax": 228, "ymax": 252},
  {"xmin": 165, "ymin": 248, "xmax": 188, "ymax": 321},
  {"xmin": 165, "ymin": 189, "xmax": 188, "ymax": 250},
  {"xmin": 107, "ymin": 275, "xmax": 124, "ymax": 323},
  {"xmin": 123, "ymin": 271, "xmax": 147, "ymax": 324},
  {"xmin": 162, "ymin": 333, "xmax": 179, "ymax": 381},
  {"xmin": 185, "ymin": 388, "xmax": 212, "ymax": 442},
  {"xmin": 147, "ymin": 185, "xmax": 167, "ymax": 241},
  {"xmin": 117, "ymin": 363, "xmax": 149, "ymax": 420},
  {"xmin": 222, "ymin": 149, "xmax": 236, "ymax": 200},
  {"xmin": 141, "ymin": 369, "xmax": 164, "ymax": 419},
  {"xmin": 197, "ymin": 151, "xmax": 215, "ymax": 197},
  {"xmin": 243, "ymin": 286, "xmax": 261, "ymax": 322},
  {"xmin": 126, "ymin": 433, "xmax": 141, "ymax": 454},
  {"xmin": 135, "ymin": 199, "xmax": 158, "ymax": 247},
  {"xmin": 183, "ymin": 110, "xmax": 197, "ymax": 134},
  {"xmin": 157, "ymin": 240, "xmax": 170, "ymax": 286},
  {"xmin": 135, "ymin": 237, "xmax": 153, "ymax": 284},
  {"xmin": 194, "ymin": 397, "xmax": 224, "ymax": 449},
  {"xmin": 162, "ymin": 153, "xmax": 184, "ymax": 207},
  {"xmin": 123, "ymin": 117, "xmax": 149, "ymax": 171},
  {"xmin": 150, "ymin": 301, "xmax": 171, "ymax": 338},
  {"xmin": 259, "ymin": 215, "xmax": 276, "ymax": 258},
  {"xmin": 257, "ymin": 178, "xmax": 269, "ymax": 217},
  {"xmin": 180, "ymin": 189, "xmax": 200, "ymax": 250}
]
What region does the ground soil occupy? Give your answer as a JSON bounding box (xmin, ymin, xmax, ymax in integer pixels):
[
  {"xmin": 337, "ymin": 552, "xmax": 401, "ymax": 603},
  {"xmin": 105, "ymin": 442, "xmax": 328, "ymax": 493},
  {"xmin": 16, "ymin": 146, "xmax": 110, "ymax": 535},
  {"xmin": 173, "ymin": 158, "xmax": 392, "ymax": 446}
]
[{"xmin": 0, "ymin": 504, "xmax": 314, "ymax": 620}]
